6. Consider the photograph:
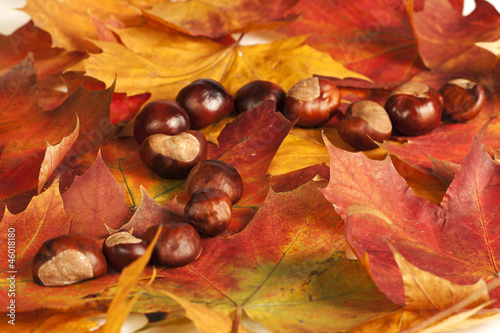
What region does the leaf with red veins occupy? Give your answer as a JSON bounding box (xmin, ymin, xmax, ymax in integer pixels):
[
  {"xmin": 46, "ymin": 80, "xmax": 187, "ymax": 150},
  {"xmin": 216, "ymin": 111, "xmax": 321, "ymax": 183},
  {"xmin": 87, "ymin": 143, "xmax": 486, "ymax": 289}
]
[
  {"xmin": 132, "ymin": 182, "xmax": 397, "ymax": 331},
  {"xmin": 0, "ymin": 178, "xmax": 70, "ymax": 277},
  {"xmin": 320, "ymin": 120, "xmax": 500, "ymax": 307},
  {"xmin": 63, "ymin": 151, "xmax": 132, "ymax": 240},
  {"xmin": 281, "ymin": 0, "xmax": 425, "ymax": 84}
]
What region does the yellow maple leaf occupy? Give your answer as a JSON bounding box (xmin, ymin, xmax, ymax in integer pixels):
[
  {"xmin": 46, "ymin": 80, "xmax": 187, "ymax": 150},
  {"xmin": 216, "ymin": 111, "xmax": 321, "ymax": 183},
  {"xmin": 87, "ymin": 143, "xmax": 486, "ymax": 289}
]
[{"xmin": 84, "ymin": 23, "xmax": 368, "ymax": 102}]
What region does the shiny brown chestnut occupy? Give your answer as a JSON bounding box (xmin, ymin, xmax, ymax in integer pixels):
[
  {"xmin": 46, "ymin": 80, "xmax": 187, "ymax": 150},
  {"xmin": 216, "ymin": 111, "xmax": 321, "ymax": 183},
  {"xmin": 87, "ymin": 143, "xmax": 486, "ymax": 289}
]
[
  {"xmin": 439, "ymin": 79, "xmax": 486, "ymax": 122},
  {"xmin": 139, "ymin": 130, "xmax": 207, "ymax": 179},
  {"xmin": 32, "ymin": 233, "xmax": 107, "ymax": 287},
  {"xmin": 184, "ymin": 189, "xmax": 232, "ymax": 236},
  {"xmin": 338, "ymin": 101, "xmax": 392, "ymax": 150},
  {"xmin": 185, "ymin": 160, "xmax": 243, "ymax": 204},
  {"xmin": 102, "ymin": 231, "xmax": 148, "ymax": 271},
  {"xmin": 384, "ymin": 82, "xmax": 443, "ymax": 136},
  {"xmin": 142, "ymin": 222, "xmax": 202, "ymax": 267},
  {"xmin": 133, "ymin": 100, "xmax": 190, "ymax": 144},
  {"xmin": 283, "ymin": 77, "xmax": 341, "ymax": 128},
  {"xmin": 176, "ymin": 78, "xmax": 234, "ymax": 129},
  {"xmin": 234, "ymin": 80, "xmax": 286, "ymax": 114}
]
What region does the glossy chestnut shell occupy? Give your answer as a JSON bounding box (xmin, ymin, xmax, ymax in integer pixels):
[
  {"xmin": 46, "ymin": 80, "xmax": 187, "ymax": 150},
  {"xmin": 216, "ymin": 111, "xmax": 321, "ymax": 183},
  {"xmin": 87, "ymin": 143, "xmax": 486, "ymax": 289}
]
[
  {"xmin": 176, "ymin": 78, "xmax": 234, "ymax": 129},
  {"xmin": 439, "ymin": 79, "xmax": 486, "ymax": 122},
  {"xmin": 139, "ymin": 130, "xmax": 207, "ymax": 179},
  {"xmin": 384, "ymin": 82, "xmax": 443, "ymax": 136},
  {"xmin": 32, "ymin": 233, "xmax": 107, "ymax": 287},
  {"xmin": 102, "ymin": 231, "xmax": 148, "ymax": 271},
  {"xmin": 234, "ymin": 80, "xmax": 286, "ymax": 114},
  {"xmin": 184, "ymin": 189, "xmax": 232, "ymax": 236},
  {"xmin": 185, "ymin": 160, "xmax": 243, "ymax": 204},
  {"xmin": 338, "ymin": 101, "xmax": 392, "ymax": 150},
  {"xmin": 133, "ymin": 100, "xmax": 190, "ymax": 144},
  {"xmin": 284, "ymin": 77, "xmax": 341, "ymax": 128},
  {"xmin": 142, "ymin": 222, "xmax": 202, "ymax": 267}
]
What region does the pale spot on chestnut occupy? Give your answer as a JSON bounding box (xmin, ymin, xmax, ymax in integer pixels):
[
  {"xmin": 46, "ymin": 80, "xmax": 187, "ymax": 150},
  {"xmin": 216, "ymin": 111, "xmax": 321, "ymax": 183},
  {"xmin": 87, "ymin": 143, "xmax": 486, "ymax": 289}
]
[
  {"xmin": 139, "ymin": 130, "xmax": 207, "ymax": 179},
  {"xmin": 148, "ymin": 132, "xmax": 200, "ymax": 163},
  {"xmin": 390, "ymin": 82, "xmax": 430, "ymax": 99},
  {"xmin": 284, "ymin": 77, "xmax": 341, "ymax": 128},
  {"xmin": 32, "ymin": 233, "xmax": 107, "ymax": 287},
  {"xmin": 350, "ymin": 101, "xmax": 392, "ymax": 134},
  {"xmin": 287, "ymin": 77, "xmax": 321, "ymax": 101},
  {"xmin": 37, "ymin": 250, "xmax": 94, "ymax": 287},
  {"xmin": 105, "ymin": 231, "xmax": 143, "ymax": 247},
  {"xmin": 339, "ymin": 101, "xmax": 392, "ymax": 151},
  {"xmin": 448, "ymin": 78, "xmax": 476, "ymax": 90}
]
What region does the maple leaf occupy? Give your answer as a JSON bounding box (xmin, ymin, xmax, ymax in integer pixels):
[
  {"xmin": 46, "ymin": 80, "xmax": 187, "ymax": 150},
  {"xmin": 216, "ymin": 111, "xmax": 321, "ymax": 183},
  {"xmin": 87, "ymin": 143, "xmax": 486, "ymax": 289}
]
[
  {"xmin": 0, "ymin": 56, "xmax": 115, "ymax": 171},
  {"xmin": 0, "ymin": 178, "xmax": 70, "ymax": 277},
  {"xmin": 23, "ymin": 0, "xmax": 142, "ymax": 51},
  {"xmin": 62, "ymin": 151, "xmax": 132, "ymax": 240},
  {"xmin": 407, "ymin": 0, "xmax": 500, "ymax": 78},
  {"xmin": 125, "ymin": 182, "xmax": 397, "ymax": 331},
  {"xmin": 280, "ymin": 0, "xmax": 426, "ymax": 84},
  {"xmin": 137, "ymin": 0, "xmax": 300, "ymax": 38},
  {"xmin": 350, "ymin": 247, "xmax": 499, "ymax": 333},
  {"xmin": 84, "ymin": 23, "xmax": 367, "ymax": 103},
  {"xmin": 320, "ymin": 120, "xmax": 500, "ymax": 307}
]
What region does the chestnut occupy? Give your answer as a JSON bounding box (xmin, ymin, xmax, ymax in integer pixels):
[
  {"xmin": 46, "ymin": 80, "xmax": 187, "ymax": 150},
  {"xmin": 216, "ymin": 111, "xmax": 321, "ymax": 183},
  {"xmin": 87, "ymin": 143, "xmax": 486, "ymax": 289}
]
[
  {"xmin": 184, "ymin": 189, "xmax": 232, "ymax": 236},
  {"xmin": 283, "ymin": 77, "xmax": 341, "ymax": 128},
  {"xmin": 338, "ymin": 101, "xmax": 392, "ymax": 151},
  {"xmin": 32, "ymin": 233, "xmax": 107, "ymax": 287},
  {"xmin": 133, "ymin": 100, "xmax": 190, "ymax": 144},
  {"xmin": 234, "ymin": 80, "xmax": 286, "ymax": 114},
  {"xmin": 139, "ymin": 130, "xmax": 207, "ymax": 179},
  {"xmin": 102, "ymin": 231, "xmax": 148, "ymax": 271},
  {"xmin": 384, "ymin": 82, "xmax": 443, "ymax": 136},
  {"xmin": 439, "ymin": 79, "xmax": 486, "ymax": 122},
  {"xmin": 176, "ymin": 78, "xmax": 234, "ymax": 129},
  {"xmin": 142, "ymin": 222, "xmax": 202, "ymax": 267},
  {"xmin": 185, "ymin": 160, "xmax": 243, "ymax": 204}
]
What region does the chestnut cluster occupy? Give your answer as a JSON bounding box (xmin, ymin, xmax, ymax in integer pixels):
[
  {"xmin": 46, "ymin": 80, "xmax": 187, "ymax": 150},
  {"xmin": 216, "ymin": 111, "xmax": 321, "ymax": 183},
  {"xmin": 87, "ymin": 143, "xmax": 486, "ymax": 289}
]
[
  {"xmin": 337, "ymin": 79, "xmax": 486, "ymax": 151},
  {"xmin": 32, "ymin": 160, "xmax": 243, "ymax": 287}
]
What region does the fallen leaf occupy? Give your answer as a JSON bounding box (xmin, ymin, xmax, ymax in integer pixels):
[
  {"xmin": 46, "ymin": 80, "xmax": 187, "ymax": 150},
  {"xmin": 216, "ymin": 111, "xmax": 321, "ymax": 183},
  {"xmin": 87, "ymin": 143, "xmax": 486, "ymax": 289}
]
[
  {"xmin": 23, "ymin": 0, "xmax": 142, "ymax": 51},
  {"xmin": 129, "ymin": 182, "xmax": 398, "ymax": 332},
  {"xmin": 281, "ymin": 0, "xmax": 426, "ymax": 83},
  {"xmin": 62, "ymin": 151, "xmax": 132, "ymax": 240},
  {"xmin": 139, "ymin": 0, "xmax": 300, "ymax": 38},
  {"xmin": 0, "ymin": 306, "xmax": 104, "ymax": 333},
  {"xmin": 0, "ymin": 56, "xmax": 116, "ymax": 170},
  {"xmin": 162, "ymin": 291, "xmax": 252, "ymax": 333},
  {"xmin": 407, "ymin": 0, "xmax": 500, "ymax": 77},
  {"xmin": 320, "ymin": 120, "xmax": 500, "ymax": 307},
  {"xmin": 391, "ymin": 245, "xmax": 489, "ymax": 311},
  {"xmin": 84, "ymin": 23, "xmax": 367, "ymax": 103},
  {"xmin": 38, "ymin": 117, "xmax": 80, "ymax": 193}
]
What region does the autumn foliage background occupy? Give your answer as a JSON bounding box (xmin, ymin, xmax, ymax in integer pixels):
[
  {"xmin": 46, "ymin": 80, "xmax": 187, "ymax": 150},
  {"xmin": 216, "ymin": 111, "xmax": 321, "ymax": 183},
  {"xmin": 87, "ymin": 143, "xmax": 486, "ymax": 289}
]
[{"xmin": 0, "ymin": 0, "xmax": 500, "ymax": 332}]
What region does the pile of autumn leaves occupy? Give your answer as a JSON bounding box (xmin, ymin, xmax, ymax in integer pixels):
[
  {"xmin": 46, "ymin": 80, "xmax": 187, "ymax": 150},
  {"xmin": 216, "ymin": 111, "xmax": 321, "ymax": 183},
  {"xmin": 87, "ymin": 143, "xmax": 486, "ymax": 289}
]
[{"xmin": 1, "ymin": 0, "xmax": 500, "ymax": 332}]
